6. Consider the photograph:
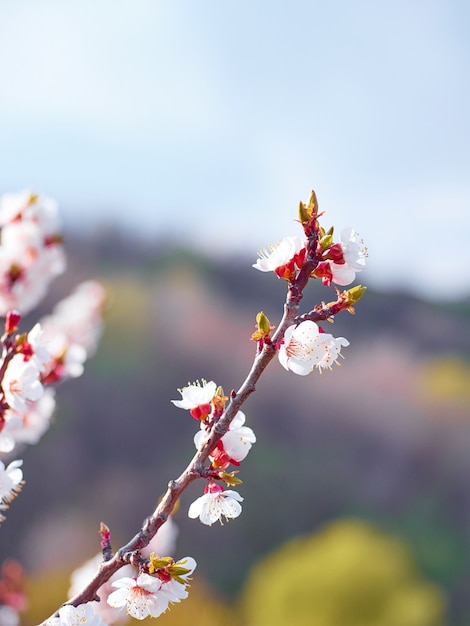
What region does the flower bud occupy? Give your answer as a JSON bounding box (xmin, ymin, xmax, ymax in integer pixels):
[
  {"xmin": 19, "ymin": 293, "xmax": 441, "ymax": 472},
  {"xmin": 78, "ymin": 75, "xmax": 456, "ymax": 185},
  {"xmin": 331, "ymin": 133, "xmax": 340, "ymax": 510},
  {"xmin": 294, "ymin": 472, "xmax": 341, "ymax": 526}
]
[
  {"xmin": 346, "ymin": 284, "xmax": 367, "ymax": 304},
  {"xmin": 343, "ymin": 285, "xmax": 367, "ymax": 313},
  {"xmin": 257, "ymin": 311, "xmax": 271, "ymax": 335},
  {"xmin": 251, "ymin": 311, "xmax": 274, "ymax": 343},
  {"xmin": 5, "ymin": 310, "xmax": 21, "ymax": 335},
  {"xmin": 99, "ymin": 522, "xmax": 111, "ymax": 543},
  {"xmin": 298, "ymin": 200, "xmax": 310, "ymax": 225},
  {"xmin": 308, "ymin": 189, "xmax": 318, "ymax": 215},
  {"xmin": 318, "ymin": 233, "xmax": 335, "ymax": 254}
]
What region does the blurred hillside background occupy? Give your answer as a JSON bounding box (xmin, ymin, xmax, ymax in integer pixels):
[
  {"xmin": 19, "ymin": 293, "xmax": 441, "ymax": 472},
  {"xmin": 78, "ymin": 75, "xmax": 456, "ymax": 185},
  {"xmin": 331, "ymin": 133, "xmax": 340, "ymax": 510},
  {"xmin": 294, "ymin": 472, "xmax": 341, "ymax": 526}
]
[{"xmin": 1, "ymin": 228, "xmax": 468, "ymax": 625}]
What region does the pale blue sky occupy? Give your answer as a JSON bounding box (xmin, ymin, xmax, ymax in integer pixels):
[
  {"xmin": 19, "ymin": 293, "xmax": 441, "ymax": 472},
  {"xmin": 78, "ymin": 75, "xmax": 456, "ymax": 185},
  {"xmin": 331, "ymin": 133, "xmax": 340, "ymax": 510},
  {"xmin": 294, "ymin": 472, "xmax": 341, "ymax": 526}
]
[{"xmin": 0, "ymin": 1, "xmax": 469, "ymax": 297}]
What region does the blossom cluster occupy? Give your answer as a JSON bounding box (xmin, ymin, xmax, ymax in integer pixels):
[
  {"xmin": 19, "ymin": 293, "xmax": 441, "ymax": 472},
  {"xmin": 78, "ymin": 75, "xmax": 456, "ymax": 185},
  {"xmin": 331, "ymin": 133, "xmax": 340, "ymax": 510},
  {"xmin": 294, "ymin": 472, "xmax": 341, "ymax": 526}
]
[
  {"xmin": 0, "ymin": 191, "xmax": 65, "ymax": 316},
  {"xmin": 0, "ymin": 281, "xmax": 106, "ymax": 458},
  {"xmin": 253, "ymin": 192, "xmax": 367, "ymax": 374},
  {"xmin": 46, "ymin": 547, "xmax": 196, "ymax": 626},
  {"xmin": 253, "ymin": 222, "xmax": 366, "ymax": 288},
  {"xmin": 172, "ymin": 380, "xmax": 256, "ymax": 525},
  {"xmin": 0, "ymin": 190, "xmax": 106, "ymax": 624},
  {"xmin": 49, "ymin": 378, "xmax": 253, "ymax": 624},
  {"xmin": 59, "ymin": 517, "xmax": 196, "ymax": 624}
]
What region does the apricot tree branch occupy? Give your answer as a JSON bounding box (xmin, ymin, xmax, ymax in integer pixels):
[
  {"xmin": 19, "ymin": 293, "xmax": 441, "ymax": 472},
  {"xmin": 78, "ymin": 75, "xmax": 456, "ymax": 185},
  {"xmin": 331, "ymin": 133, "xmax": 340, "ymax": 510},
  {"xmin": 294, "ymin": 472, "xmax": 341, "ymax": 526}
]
[{"xmin": 40, "ymin": 233, "xmax": 321, "ymax": 622}]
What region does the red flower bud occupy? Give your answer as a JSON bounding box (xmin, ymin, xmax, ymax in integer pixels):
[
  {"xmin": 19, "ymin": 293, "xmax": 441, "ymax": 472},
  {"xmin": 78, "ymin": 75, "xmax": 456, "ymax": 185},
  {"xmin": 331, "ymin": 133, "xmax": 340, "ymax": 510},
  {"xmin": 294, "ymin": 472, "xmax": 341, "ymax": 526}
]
[{"xmin": 5, "ymin": 310, "xmax": 21, "ymax": 335}]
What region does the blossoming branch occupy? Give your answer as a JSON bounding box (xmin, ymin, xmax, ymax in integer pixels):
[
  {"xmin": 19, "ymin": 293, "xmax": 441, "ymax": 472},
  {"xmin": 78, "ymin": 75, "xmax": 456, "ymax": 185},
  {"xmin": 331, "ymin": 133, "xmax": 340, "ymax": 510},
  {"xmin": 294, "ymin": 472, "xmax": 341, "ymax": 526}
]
[{"xmin": 0, "ymin": 188, "xmax": 367, "ymax": 624}]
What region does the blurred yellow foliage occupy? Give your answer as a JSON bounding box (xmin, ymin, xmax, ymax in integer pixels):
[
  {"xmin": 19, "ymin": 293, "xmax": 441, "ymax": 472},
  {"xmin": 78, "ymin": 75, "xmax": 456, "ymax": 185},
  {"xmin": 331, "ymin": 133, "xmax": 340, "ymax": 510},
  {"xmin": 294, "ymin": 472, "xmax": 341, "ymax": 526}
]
[
  {"xmin": 418, "ymin": 358, "xmax": 470, "ymax": 406},
  {"xmin": 22, "ymin": 570, "xmax": 70, "ymax": 626},
  {"xmin": 239, "ymin": 519, "xmax": 445, "ymax": 626}
]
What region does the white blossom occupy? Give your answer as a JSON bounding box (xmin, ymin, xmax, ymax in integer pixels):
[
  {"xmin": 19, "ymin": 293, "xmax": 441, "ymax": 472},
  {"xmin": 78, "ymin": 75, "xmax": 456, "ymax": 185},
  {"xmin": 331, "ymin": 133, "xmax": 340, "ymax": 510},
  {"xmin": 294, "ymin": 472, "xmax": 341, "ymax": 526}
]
[
  {"xmin": 0, "ymin": 414, "xmax": 23, "ymax": 453},
  {"xmin": 0, "ymin": 192, "xmax": 65, "ymax": 315},
  {"xmin": 2, "ymin": 354, "xmax": 43, "ymax": 413},
  {"xmin": 158, "ymin": 556, "xmax": 196, "ymax": 605},
  {"xmin": 0, "ymin": 460, "xmax": 23, "ymax": 503},
  {"xmin": 330, "ymin": 227, "xmax": 367, "ymax": 286},
  {"xmin": 188, "ymin": 488, "xmax": 243, "ymax": 525},
  {"xmin": 27, "ymin": 323, "xmax": 51, "ymax": 371},
  {"xmin": 107, "ymin": 573, "xmax": 167, "ymax": 620},
  {"xmin": 0, "ymin": 190, "xmax": 61, "ymax": 234},
  {"xmin": 38, "ymin": 281, "xmax": 105, "ymax": 383},
  {"xmin": 278, "ymin": 320, "xmax": 349, "ymax": 375},
  {"xmin": 253, "ymin": 236, "xmax": 305, "ymax": 273},
  {"xmin": 171, "ymin": 380, "xmax": 217, "ymax": 410},
  {"xmin": 194, "ymin": 411, "xmax": 256, "ymax": 463},
  {"xmin": 5, "ymin": 389, "xmax": 56, "ymax": 448},
  {"xmin": 220, "ymin": 411, "xmax": 256, "ymax": 462},
  {"xmin": 0, "ymin": 240, "xmax": 51, "ymax": 316},
  {"xmin": 0, "ymin": 190, "xmax": 33, "ymax": 225},
  {"xmin": 45, "ymin": 602, "xmax": 106, "ymax": 626}
]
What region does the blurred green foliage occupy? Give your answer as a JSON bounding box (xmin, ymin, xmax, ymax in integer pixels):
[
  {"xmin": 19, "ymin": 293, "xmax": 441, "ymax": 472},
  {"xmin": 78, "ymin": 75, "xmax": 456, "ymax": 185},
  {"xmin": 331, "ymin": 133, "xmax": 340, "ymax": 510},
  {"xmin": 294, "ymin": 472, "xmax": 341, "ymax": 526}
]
[{"xmin": 239, "ymin": 519, "xmax": 445, "ymax": 626}]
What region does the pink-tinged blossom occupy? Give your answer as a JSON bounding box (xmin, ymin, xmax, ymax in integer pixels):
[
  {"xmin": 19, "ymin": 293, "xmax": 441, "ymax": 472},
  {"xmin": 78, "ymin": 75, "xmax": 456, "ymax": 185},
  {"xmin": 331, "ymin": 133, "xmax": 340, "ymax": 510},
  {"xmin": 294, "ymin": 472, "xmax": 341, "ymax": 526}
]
[
  {"xmin": 39, "ymin": 341, "xmax": 82, "ymax": 383},
  {"xmin": 25, "ymin": 324, "xmax": 51, "ymax": 371},
  {"xmin": 194, "ymin": 411, "xmax": 256, "ymax": 464},
  {"xmin": 157, "ymin": 556, "xmax": 196, "ymax": 606},
  {"xmin": 0, "ymin": 192, "xmax": 65, "ymax": 315},
  {"xmin": 171, "ymin": 380, "xmax": 217, "ymax": 419},
  {"xmin": 45, "ymin": 602, "xmax": 107, "ymax": 626},
  {"xmin": 3, "ymin": 389, "xmax": 56, "ymax": 450},
  {"xmin": 2, "ymin": 354, "xmax": 43, "ymax": 412},
  {"xmin": 278, "ymin": 320, "xmax": 350, "ymax": 375},
  {"xmin": 0, "ymin": 191, "xmax": 61, "ymax": 234},
  {"xmin": 0, "ymin": 190, "xmax": 33, "ymax": 224},
  {"xmin": 220, "ymin": 411, "xmax": 256, "ymax": 462},
  {"xmin": 328, "ymin": 227, "xmax": 367, "ymax": 286},
  {"xmin": 39, "ymin": 332, "xmax": 87, "ymax": 383},
  {"xmin": 1, "ymin": 220, "xmax": 43, "ymax": 252},
  {"xmin": 0, "ymin": 415, "xmax": 22, "ymax": 453},
  {"xmin": 38, "ymin": 281, "xmax": 105, "ymax": 383},
  {"xmin": 253, "ymin": 236, "xmax": 306, "ymax": 279},
  {"xmin": 57, "ymin": 341, "xmax": 87, "ymax": 379},
  {"xmin": 0, "ymin": 460, "xmax": 23, "ymax": 504},
  {"xmin": 41, "ymin": 281, "xmax": 106, "ymax": 357},
  {"xmin": 0, "ymin": 242, "xmax": 51, "ymax": 316},
  {"xmin": 107, "ymin": 573, "xmax": 167, "ymax": 620},
  {"xmin": 188, "ymin": 486, "xmax": 243, "ymax": 525}
]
